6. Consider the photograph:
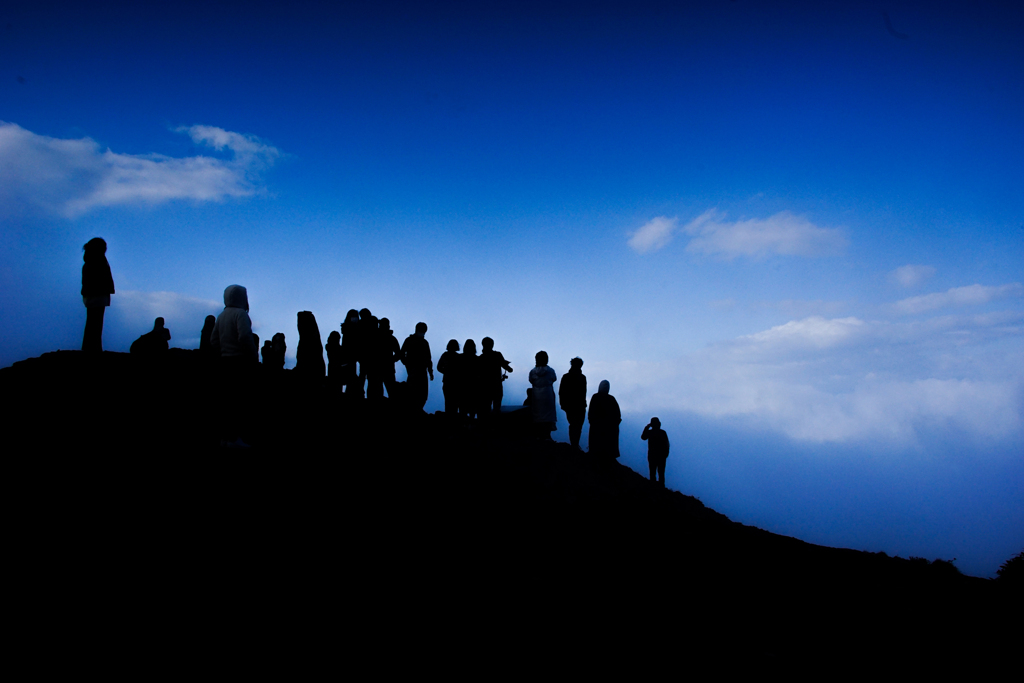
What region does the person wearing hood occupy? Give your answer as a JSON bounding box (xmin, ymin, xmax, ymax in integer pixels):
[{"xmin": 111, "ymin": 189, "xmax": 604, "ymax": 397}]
[
  {"xmin": 296, "ymin": 311, "xmax": 326, "ymax": 380},
  {"xmin": 559, "ymin": 357, "xmax": 587, "ymax": 450},
  {"xmin": 588, "ymin": 380, "xmax": 621, "ymax": 460},
  {"xmin": 81, "ymin": 237, "xmax": 115, "ymax": 353},
  {"xmin": 210, "ymin": 285, "xmax": 257, "ymax": 448},
  {"xmin": 529, "ymin": 351, "xmax": 557, "ymax": 439}
]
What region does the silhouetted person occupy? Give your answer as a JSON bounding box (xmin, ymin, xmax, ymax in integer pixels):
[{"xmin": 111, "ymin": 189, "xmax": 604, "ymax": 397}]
[
  {"xmin": 341, "ymin": 309, "xmax": 360, "ymax": 395},
  {"xmin": 210, "ymin": 285, "xmax": 258, "ymax": 448},
  {"xmin": 296, "ymin": 311, "xmax": 326, "ymax": 380},
  {"xmin": 461, "ymin": 339, "xmax": 480, "ymax": 419},
  {"xmin": 480, "ymin": 337, "xmax": 513, "ymax": 416},
  {"xmin": 371, "ymin": 317, "xmax": 401, "ymax": 400},
  {"xmin": 130, "ymin": 317, "xmax": 171, "ymax": 355},
  {"xmin": 355, "ymin": 308, "xmax": 374, "ymax": 396},
  {"xmin": 325, "ymin": 330, "xmax": 342, "ymax": 386},
  {"xmin": 261, "ymin": 339, "xmax": 274, "ymax": 366},
  {"xmin": 641, "ymin": 417, "xmax": 670, "ymax": 486},
  {"xmin": 199, "ymin": 315, "xmax": 216, "ymax": 358},
  {"xmin": 588, "ymin": 380, "xmax": 621, "ymax": 460},
  {"xmin": 529, "ymin": 351, "xmax": 557, "ymax": 439},
  {"xmin": 401, "ymin": 322, "xmax": 433, "ymax": 411},
  {"xmin": 81, "ymin": 237, "xmax": 114, "ymax": 353},
  {"xmin": 270, "ymin": 333, "xmax": 286, "ymax": 370},
  {"xmin": 559, "ymin": 357, "xmax": 587, "ymax": 450},
  {"xmin": 251, "ymin": 333, "xmax": 259, "ymax": 360},
  {"xmin": 437, "ymin": 339, "xmax": 463, "ymax": 416}
]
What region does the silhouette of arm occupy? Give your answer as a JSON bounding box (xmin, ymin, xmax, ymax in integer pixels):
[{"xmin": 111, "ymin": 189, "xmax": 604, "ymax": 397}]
[{"xmin": 641, "ymin": 425, "xmax": 650, "ymax": 441}]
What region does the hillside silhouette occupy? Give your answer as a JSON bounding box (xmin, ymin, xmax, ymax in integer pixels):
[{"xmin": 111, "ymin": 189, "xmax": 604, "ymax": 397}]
[{"xmin": 4, "ymin": 350, "xmax": 1018, "ymax": 667}]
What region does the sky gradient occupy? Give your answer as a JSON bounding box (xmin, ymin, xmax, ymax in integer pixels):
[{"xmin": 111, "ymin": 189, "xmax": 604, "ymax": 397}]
[{"xmin": 2, "ymin": 1, "xmax": 1021, "ymax": 576}]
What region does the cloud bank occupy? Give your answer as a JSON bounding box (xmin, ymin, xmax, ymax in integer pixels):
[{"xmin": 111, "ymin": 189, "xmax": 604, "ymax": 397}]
[
  {"xmin": 110, "ymin": 290, "xmax": 222, "ymax": 347},
  {"xmin": 592, "ymin": 309, "xmax": 1024, "ymax": 445},
  {"xmin": 628, "ymin": 209, "xmax": 846, "ymax": 258},
  {"xmin": 0, "ymin": 122, "xmax": 280, "ymax": 217},
  {"xmin": 891, "ymin": 283, "xmax": 1023, "ymax": 315}
]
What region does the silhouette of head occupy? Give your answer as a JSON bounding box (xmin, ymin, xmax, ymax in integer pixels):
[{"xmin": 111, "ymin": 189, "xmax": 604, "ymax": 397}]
[
  {"xmin": 153, "ymin": 317, "xmax": 165, "ymax": 330},
  {"xmin": 598, "ymin": 380, "xmax": 610, "ymax": 394},
  {"xmin": 204, "ymin": 314, "xmax": 215, "ymax": 326},
  {"xmin": 535, "ymin": 351, "xmax": 548, "ymax": 366},
  {"xmin": 447, "ymin": 339, "xmax": 460, "ymax": 352},
  {"xmin": 482, "ymin": 337, "xmax": 494, "ymax": 351},
  {"xmin": 650, "ymin": 417, "xmax": 661, "ymax": 428},
  {"xmin": 359, "ymin": 308, "xmax": 372, "ymax": 320},
  {"xmin": 223, "ymin": 285, "xmax": 249, "ymax": 312},
  {"xmin": 464, "ymin": 339, "xmax": 477, "ymax": 355},
  {"xmin": 570, "ymin": 357, "xmax": 583, "ymax": 368},
  {"xmin": 83, "ymin": 237, "xmax": 107, "ymax": 255},
  {"xmin": 380, "ymin": 318, "xmax": 391, "ymax": 332},
  {"xmin": 345, "ymin": 309, "xmax": 359, "ymax": 325},
  {"xmin": 297, "ymin": 311, "xmax": 320, "ymax": 336},
  {"xmin": 415, "ymin": 322, "xmax": 428, "ymax": 335},
  {"xmin": 272, "ymin": 332, "xmax": 286, "ymax": 352},
  {"xmin": 327, "ymin": 331, "xmax": 341, "ymax": 345}
]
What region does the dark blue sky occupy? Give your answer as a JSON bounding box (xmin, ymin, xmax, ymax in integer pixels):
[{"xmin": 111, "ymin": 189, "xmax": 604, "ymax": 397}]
[{"xmin": 2, "ymin": 1, "xmax": 1021, "ymax": 576}]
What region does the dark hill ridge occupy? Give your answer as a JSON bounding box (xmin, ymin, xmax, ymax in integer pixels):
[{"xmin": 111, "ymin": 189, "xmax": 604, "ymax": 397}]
[{"xmin": 3, "ymin": 350, "xmax": 1017, "ymax": 666}]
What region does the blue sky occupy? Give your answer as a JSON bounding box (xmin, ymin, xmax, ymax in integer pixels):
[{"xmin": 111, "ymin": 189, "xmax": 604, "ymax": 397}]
[{"xmin": 2, "ymin": 1, "xmax": 1021, "ymax": 576}]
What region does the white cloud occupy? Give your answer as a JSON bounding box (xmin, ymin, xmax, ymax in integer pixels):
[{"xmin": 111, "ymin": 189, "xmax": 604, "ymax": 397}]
[
  {"xmin": 628, "ymin": 216, "xmax": 678, "ymax": 253},
  {"xmin": 681, "ymin": 209, "xmax": 847, "ymax": 259},
  {"xmin": 0, "ymin": 122, "xmax": 280, "ymax": 217},
  {"xmin": 889, "ymin": 264, "xmax": 935, "ymax": 288},
  {"xmin": 891, "ymin": 283, "xmax": 1023, "ymax": 315},
  {"xmin": 589, "ymin": 311, "xmax": 1024, "ymax": 444}
]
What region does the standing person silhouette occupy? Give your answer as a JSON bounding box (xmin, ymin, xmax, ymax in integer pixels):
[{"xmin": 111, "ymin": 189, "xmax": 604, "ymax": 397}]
[
  {"xmin": 559, "ymin": 357, "xmax": 587, "ymax": 450},
  {"xmin": 81, "ymin": 238, "xmax": 114, "ymax": 353},
  {"xmin": 340, "ymin": 309, "xmax": 360, "ymax": 396},
  {"xmin": 480, "ymin": 337, "xmax": 513, "ymax": 416},
  {"xmin": 641, "ymin": 417, "xmax": 670, "ymax": 486},
  {"xmin": 296, "ymin": 311, "xmax": 326, "ymax": 380},
  {"xmin": 210, "ymin": 285, "xmax": 258, "ymax": 448},
  {"xmin": 436, "ymin": 339, "xmax": 463, "ymax": 416},
  {"xmin": 401, "ymin": 322, "xmax": 433, "ymax": 411},
  {"xmin": 588, "ymin": 380, "xmax": 621, "ymax": 461},
  {"xmin": 461, "ymin": 339, "xmax": 480, "ymax": 419},
  {"xmin": 529, "ymin": 351, "xmax": 557, "ymax": 440},
  {"xmin": 369, "ymin": 317, "xmax": 401, "ymax": 400}
]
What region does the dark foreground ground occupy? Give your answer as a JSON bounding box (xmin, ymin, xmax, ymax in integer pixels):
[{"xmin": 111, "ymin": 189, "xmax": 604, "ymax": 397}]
[{"xmin": 4, "ymin": 350, "xmax": 1019, "ymax": 670}]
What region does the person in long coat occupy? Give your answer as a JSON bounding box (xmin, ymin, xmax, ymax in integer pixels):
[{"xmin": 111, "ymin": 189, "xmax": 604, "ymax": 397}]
[
  {"xmin": 529, "ymin": 350, "xmax": 557, "ymax": 439},
  {"xmin": 588, "ymin": 380, "xmax": 621, "ymax": 460},
  {"xmin": 81, "ymin": 237, "xmax": 115, "ymax": 353}
]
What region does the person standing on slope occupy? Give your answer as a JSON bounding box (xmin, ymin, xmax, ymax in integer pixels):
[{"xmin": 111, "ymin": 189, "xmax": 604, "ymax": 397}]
[{"xmin": 641, "ymin": 417, "xmax": 670, "ymax": 486}]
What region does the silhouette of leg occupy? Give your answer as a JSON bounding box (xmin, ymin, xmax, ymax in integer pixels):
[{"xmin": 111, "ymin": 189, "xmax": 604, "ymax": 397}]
[
  {"xmin": 83, "ymin": 305, "xmax": 105, "ymax": 353},
  {"xmin": 649, "ymin": 461, "xmax": 657, "ymax": 482}
]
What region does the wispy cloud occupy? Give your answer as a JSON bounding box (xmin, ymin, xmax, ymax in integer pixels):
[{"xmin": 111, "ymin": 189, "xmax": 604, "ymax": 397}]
[
  {"xmin": 627, "ymin": 216, "xmax": 678, "ymax": 254},
  {"xmin": 0, "ymin": 122, "xmax": 281, "ymax": 217},
  {"xmin": 681, "ymin": 209, "xmax": 847, "ymax": 259},
  {"xmin": 891, "ymin": 283, "xmax": 1023, "ymax": 315},
  {"xmin": 888, "ymin": 264, "xmax": 935, "ymax": 288}
]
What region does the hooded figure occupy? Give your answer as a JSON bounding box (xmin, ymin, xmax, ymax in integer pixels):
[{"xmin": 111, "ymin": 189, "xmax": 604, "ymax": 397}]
[
  {"xmin": 588, "ymin": 380, "xmax": 621, "ymax": 460},
  {"xmin": 210, "ymin": 285, "xmax": 256, "ymax": 448},
  {"xmin": 130, "ymin": 317, "xmax": 171, "ymax": 355},
  {"xmin": 210, "ymin": 285, "xmax": 257, "ymax": 361},
  {"xmin": 81, "ymin": 237, "xmax": 115, "ymax": 353},
  {"xmin": 271, "ymin": 333, "xmax": 287, "ymax": 370},
  {"xmin": 529, "ymin": 350, "xmax": 557, "ymax": 438},
  {"xmin": 296, "ymin": 311, "xmax": 326, "ymax": 379}
]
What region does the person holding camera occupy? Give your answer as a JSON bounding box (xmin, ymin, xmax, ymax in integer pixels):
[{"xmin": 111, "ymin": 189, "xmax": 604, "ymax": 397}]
[{"xmin": 641, "ymin": 417, "xmax": 670, "ymax": 487}]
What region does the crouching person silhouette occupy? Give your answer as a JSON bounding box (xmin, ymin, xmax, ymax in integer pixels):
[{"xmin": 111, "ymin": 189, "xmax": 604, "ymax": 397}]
[
  {"xmin": 641, "ymin": 417, "xmax": 670, "ymax": 486},
  {"xmin": 210, "ymin": 285, "xmax": 258, "ymax": 448}
]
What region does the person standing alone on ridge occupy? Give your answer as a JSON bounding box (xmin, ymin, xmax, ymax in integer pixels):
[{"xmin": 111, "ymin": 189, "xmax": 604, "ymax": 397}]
[
  {"xmin": 81, "ymin": 237, "xmax": 114, "ymax": 353},
  {"xmin": 641, "ymin": 417, "xmax": 670, "ymax": 487}
]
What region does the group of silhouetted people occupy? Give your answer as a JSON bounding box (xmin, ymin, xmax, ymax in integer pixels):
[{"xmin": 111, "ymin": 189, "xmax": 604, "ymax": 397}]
[{"xmin": 80, "ymin": 237, "xmax": 672, "ymax": 482}]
